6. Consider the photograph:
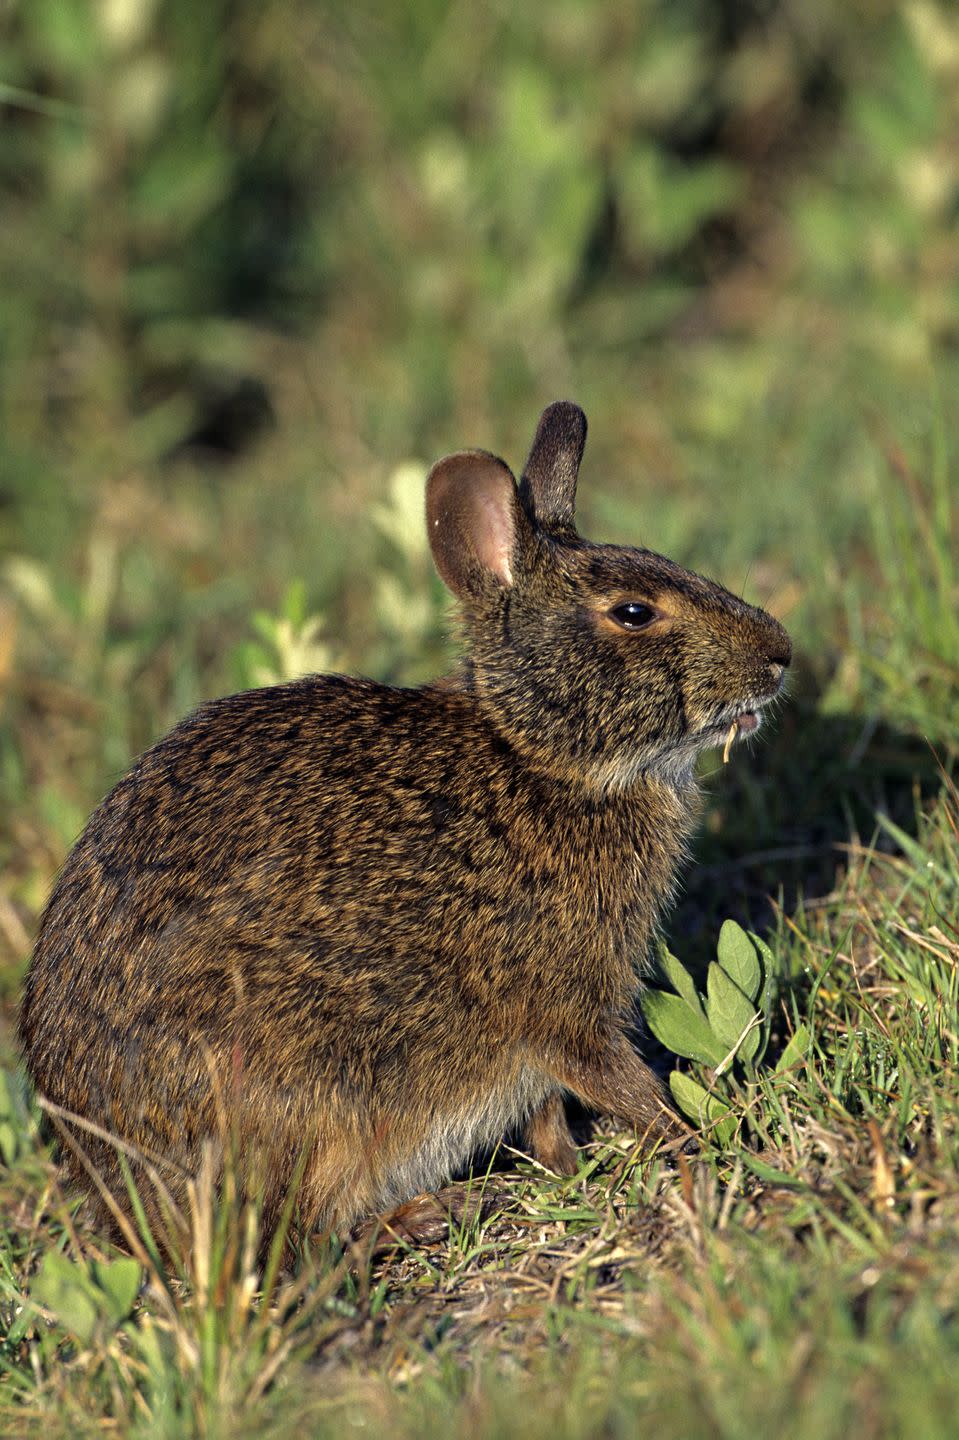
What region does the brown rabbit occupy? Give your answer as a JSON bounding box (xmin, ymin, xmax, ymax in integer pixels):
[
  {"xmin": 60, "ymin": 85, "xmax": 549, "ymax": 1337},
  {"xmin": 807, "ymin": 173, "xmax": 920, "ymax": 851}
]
[{"xmin": 19, "ymin": 402, "xmax": 790, "ymax": 1248}]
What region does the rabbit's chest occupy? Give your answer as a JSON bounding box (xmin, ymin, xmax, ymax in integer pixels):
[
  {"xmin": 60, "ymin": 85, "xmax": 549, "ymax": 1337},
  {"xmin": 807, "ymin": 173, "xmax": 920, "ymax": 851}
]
[
  {"xmin": 492, "ymin": 805, "xmax": 675, "ymax": 940},
  {"xmin": 466, "ymin": 793, "xmax": 691, "ymax": 1007}
]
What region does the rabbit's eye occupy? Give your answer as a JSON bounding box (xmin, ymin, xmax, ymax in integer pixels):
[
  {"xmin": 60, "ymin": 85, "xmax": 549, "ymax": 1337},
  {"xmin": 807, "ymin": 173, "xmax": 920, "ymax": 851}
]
[{"xmin": 609, "ymin": 602, "xmax": 656, "ymax": 630}]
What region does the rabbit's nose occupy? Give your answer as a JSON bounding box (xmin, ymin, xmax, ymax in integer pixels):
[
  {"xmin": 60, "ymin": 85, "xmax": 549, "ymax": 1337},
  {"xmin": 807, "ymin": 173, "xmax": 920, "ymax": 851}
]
[
  {"xmin": 764, "ymin": 624, "xmax": 791, "ymax": 671},
  {"xmin": 765, "ymin": 660, "xmax": 789, "ymax": 697}
]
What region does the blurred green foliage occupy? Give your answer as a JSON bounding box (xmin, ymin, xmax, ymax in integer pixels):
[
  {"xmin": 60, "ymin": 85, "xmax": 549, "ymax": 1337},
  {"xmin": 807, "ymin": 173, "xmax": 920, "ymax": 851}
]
[{"xmin": 2, "ymin": 0, "xmax": 957, "ymax": 491}]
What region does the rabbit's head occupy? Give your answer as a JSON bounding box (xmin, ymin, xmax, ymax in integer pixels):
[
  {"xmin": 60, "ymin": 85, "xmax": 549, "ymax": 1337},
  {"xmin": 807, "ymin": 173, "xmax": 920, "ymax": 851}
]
[{"xmin": 427, "ymin": 402, "xmax": 791, "ymax": 789}]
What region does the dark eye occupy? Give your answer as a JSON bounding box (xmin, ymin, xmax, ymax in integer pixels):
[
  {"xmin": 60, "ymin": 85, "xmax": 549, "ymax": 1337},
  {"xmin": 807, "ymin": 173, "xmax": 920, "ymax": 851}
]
[{"xmin": 609, "ymin": 601, "xmax": 656, "ymax": 630}]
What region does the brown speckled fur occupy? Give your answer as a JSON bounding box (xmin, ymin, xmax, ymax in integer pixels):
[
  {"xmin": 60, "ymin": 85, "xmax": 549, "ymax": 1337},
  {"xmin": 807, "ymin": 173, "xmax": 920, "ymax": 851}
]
[{"xmin": 19, "ymin": 402, "xmax": 791, "ymax": 1245}]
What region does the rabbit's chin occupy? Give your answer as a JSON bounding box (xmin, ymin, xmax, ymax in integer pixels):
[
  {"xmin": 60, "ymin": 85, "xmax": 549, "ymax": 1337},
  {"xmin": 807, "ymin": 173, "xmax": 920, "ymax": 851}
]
[{"xmin": 591, "ymin": 708, "xmax": 766, "ymax": 793}]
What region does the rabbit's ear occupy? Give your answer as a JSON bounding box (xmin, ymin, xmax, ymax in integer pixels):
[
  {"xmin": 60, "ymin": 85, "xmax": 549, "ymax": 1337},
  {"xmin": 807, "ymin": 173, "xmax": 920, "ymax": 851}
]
[
  {"xmin": 518, "ymin": 401, "xmax": 587, "ymax": 533},
  {"xmin": 426, "ymin": 450, "xmax": 528, "ymax": 598}
]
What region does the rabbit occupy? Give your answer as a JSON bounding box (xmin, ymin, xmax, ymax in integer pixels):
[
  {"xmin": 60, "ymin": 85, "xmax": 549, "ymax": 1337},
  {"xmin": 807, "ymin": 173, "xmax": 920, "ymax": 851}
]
[{"xmin": 19, "ymin": 401, "xmax": 791, "ymax": 1250}]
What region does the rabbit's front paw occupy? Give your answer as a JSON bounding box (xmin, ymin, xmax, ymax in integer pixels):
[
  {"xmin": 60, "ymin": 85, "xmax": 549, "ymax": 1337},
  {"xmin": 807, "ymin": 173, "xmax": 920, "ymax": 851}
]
[{"xmin": 524, "ymin": 1092, "xmax": 579, "ymax": 1177}]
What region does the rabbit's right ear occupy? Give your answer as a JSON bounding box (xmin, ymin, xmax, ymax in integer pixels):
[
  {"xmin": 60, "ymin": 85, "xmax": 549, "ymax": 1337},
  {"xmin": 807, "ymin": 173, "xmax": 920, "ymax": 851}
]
[
  {"xmin": 426, "ymin": 450, "xmax": 529, "ymax": 600},
  {"xmin": 518, "ymin": 401, "xmax": 587, "ymax": 533}
]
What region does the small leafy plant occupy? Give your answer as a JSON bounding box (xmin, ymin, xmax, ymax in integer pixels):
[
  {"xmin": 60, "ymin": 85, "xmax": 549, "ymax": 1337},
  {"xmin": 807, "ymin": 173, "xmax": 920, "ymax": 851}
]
[
  {"xmin": 31, "ymin": 1251, "xmax": 142, "ymax": 1348},
  {"xmin": 231, "ymin": 581, "xmax": 338, "ymax": 690},
  {"xmin": 642, "ymin": 920, "xmax": 810, "ymax": 1143}
]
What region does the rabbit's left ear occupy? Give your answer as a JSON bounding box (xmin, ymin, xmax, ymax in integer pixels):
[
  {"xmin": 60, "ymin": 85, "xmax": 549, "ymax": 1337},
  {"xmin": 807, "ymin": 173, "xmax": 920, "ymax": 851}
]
[
  {"xmin": 518, "ymin": 401, "xmax": 587, "ymax": 534},
  {"xmin": 426, "ymin": 449, "xmax": 530, "ymax": 600}
]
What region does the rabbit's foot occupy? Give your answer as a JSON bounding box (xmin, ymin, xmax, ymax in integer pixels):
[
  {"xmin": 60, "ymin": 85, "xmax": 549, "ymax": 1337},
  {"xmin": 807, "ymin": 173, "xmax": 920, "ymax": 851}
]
[{"xmin": 354, "ymin": 1182, "xmax": 507, "ymax": 1254}]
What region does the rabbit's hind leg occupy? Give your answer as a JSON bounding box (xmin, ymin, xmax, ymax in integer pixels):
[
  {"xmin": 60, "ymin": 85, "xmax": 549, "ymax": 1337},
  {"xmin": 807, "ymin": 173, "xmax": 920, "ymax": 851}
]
[{"xmin": 291, "ymin": 1122, "xmax": 384, "ymax": 1241}]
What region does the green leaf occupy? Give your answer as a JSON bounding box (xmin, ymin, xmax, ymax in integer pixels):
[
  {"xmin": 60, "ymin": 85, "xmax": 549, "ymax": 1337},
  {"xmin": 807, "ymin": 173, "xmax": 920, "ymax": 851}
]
[
  {"xmin": 717, "ymin": 920, "xmax": 762, "ymax": 1001},
  {"xmin": 706, "ymin": 961, "xmax": 759, "ymax": 1053},
  {"xmin": 92, "ymin": 1258, "xmax": 141, "ymax": 1324},
  {"xmin": 658, "ymin": 944, "xmax": 706, "ymax": 1020},
  {"xmin": 669, "ymin": 1072, "xmax": 737, "ymax": 1144},
  {"xmin": 775, "ymin": 1024, "xmax": 811, "ymax": 1075},
  {"xmin": 749, "ymin": 930, "xmax": 776, "ymax": 1009},
  {"xmin": 643, "ymin": 990, "xmax": 726, "ymax": 1066},
  {"xmin": 740, "ymin": 1153, "xmax": 809, "ymax": 1190},
  {"xmin": 32, "ymin": 1252, "xmax": 100, "ymax": 1346},
  {"xmin": 32, "ymin": 1252, "xmax": 140, "ymax": 1342}
]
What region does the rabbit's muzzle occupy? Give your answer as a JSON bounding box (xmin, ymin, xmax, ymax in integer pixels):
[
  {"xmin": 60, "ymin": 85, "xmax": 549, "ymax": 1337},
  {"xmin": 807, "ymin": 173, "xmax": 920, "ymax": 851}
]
[{"xmin": 699, "ymin": 634, "xmax": 790, "ymax": 746}]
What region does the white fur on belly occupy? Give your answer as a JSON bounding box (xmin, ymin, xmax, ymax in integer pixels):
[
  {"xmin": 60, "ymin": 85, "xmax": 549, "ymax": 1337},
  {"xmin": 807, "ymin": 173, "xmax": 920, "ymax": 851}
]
[{"xmin": 374, "ymin": 1066, "xmax": 553, "ymax": 1210}]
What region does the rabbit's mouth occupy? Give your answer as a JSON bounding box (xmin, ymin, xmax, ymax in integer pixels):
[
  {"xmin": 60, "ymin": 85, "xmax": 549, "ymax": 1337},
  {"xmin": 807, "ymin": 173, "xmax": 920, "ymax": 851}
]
[
  {"xmin": 706, "ymin": 658, "xmax": 788, "ymax": 747},
  {"xmin": 732, "ymin": 710, "xmax": 759, "ymax": 736},
  {"xmin": 723, "ymin": 710, "xmax": 759, "ymax": 761},
  {"xmin": 699, "ymin": 705, "xmax": 767, "ymax": 762},
  {"xmin": 604, "ymin": 704, "xmax": 766, "ymax": 791},
  {"xmin": 702, "ymin": 706, "xmax": 762, "ymax": 742}
]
